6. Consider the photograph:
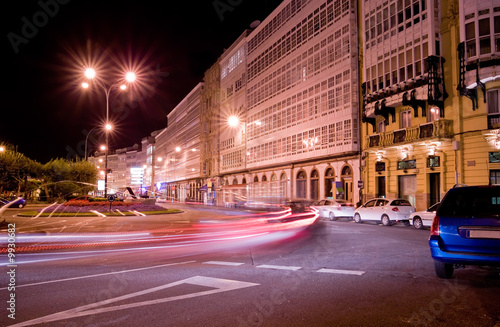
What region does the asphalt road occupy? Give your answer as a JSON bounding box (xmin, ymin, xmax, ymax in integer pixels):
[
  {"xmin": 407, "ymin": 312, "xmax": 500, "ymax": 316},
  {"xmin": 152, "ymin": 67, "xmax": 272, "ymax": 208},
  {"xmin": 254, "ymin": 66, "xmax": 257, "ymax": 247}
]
[{"xmin": 1, "ymin": 204, "xmax": 500, "ymax": 327}]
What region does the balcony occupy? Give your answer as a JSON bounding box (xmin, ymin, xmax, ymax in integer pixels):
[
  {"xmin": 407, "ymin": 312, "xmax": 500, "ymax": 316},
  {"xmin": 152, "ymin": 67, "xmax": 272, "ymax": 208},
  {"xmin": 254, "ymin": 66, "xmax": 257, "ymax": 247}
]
[{"xmin": 365, "ymin": 119, "xmax": 453, "ymax": 149}]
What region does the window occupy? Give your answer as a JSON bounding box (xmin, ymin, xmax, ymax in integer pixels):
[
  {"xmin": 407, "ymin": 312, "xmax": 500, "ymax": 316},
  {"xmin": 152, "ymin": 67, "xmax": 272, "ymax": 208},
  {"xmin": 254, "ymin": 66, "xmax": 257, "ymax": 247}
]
[
  {"xmin": 479, "ymin": 18, "xmax": 491, "ymax": 55},
  {"xmin": 490, "ymin": 170, "xmax": 500, "ymax": 185},
  {"xmin": 401, "ymin": 110, "xmax": 411, "ymax": 128},
  {"xmin": 378, "ymin": 119, "xmax": 386, "ymax": 133},
  {"xmin": 466, "ymin": 21, "xmax": 477, "ymax": 57},
  {"xmin": 487, "ymin": 89, "xmax": 500, "ymax": 129},
  {"xmin": 365, "ymin": 200, "xmax": 376, "ymax": 207},
  {"xmin": 429, "ymin": 106, "xmax": 440, "ymax": 122}
]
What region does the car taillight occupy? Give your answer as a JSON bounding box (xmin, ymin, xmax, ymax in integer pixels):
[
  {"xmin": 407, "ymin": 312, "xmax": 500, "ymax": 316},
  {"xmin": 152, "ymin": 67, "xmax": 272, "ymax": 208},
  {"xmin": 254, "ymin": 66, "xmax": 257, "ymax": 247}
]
[
  {"xmin": 392, "ymin": 207, "xmax": 399, "ymax": 212},
  {"xmin": 430, "ymin": 215, "xmax": 440, "ymax": 236}
]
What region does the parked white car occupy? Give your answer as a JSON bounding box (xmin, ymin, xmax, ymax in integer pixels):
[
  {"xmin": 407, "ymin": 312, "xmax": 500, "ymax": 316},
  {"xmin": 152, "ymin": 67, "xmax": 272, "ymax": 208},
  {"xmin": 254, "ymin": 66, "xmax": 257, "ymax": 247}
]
[
  {"xmin": 409, "ymin": 202, "xmax": 440, "ymax": 229},
  {"xmin": 353, "ymin": 198, "xmax": 415, "ymax": 226},
  {"xmin": 312, "ymin": 199, "xmax": 355, "ymax": 220}
]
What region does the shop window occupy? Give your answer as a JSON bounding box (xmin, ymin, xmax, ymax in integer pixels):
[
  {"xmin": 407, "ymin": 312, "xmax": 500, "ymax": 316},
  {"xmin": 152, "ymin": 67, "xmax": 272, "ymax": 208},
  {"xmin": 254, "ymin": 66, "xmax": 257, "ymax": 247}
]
[
  {"xmin": 325, "ymin": 168, "xmax": 335, "ymax": 198},
  {"xmin": 375, "ymin": 162, "xmax": 386, "ymax": 172},
  {"xmin": 427, "ymin": 156, "xmax": 440, "ymax": 168},
  {"xmin": 398, "ymin": 159, "xmax": 417, "ymax": 170},
  {"xmin": 310, "ymin": 169, "xmax": 319, "ymax": 200},
  {"xmin": 489, "ymin": 152, "xmax": 500, "ymax": 163},
  {"xmin": 490, "ymin": 170, "xmax": 500, "ymax": 185}
]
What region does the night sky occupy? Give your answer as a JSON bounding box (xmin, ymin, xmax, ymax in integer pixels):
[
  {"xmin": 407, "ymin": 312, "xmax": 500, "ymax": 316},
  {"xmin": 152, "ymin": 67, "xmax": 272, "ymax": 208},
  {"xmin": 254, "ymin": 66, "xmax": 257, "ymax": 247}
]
[{"xmin": 1, "ymin": 0, "xmax": 282, "ymax": 163}]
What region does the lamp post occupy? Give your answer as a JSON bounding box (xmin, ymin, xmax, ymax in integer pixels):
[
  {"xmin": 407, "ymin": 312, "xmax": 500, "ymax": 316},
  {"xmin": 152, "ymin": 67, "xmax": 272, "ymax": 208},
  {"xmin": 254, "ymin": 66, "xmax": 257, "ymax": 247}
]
[
  {"xmin": 84, "ymin": 126, "xmax": 97, "ymax": 161},
  {"xmin": 82, "ymin": 68, "xmax": 136, "ymax": 197}
]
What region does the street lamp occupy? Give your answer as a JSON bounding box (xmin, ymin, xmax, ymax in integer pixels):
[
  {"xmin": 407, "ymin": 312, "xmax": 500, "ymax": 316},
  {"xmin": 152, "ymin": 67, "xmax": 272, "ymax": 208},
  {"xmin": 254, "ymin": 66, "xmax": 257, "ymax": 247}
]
[
  {"xmin": 84, "ymin": 127, "xmax": 97, "ymax": 161},
  {"xmin": 83, "ymin": 68, "xmax": 136, "ymax": 197}
]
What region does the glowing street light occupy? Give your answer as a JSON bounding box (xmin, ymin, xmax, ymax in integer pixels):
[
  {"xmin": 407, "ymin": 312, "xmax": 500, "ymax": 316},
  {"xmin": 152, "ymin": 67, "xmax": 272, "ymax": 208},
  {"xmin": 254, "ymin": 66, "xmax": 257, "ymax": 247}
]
[
  {"xmin": 228, "ymin": 115, "xmax": 240, "ymax": 127},
  {"xmin": 82, "ymin": 67, "xmax": 136, "ymax": 197}
]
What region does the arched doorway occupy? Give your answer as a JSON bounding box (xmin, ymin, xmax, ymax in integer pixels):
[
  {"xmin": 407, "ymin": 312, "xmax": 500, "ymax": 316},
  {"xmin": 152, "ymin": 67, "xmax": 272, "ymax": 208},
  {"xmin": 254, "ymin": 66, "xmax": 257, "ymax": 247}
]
[
  {"xmin": 341, "ymin": 165, "xmax": 353, "ymax": 202},
  {"xmin": 296, "ymin": 170, "xmax": 306, "ymax": 198},
  {"xmin": 325, "ymin": 167, "xmax": 335, "ymax": 199},
  {"xmin": 280, "ymin": 172, "xmax": 287, "ymax": 198},
  {"xmin": 310, "ymin": 169, "xmax": 319, "ymax": 200}
]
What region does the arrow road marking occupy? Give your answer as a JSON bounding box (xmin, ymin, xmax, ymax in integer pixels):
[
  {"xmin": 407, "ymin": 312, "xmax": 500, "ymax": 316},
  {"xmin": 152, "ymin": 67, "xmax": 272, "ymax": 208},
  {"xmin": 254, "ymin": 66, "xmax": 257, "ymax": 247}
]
[{"xmin": 11, "ymin": 276, "xmax": 260, "ymax": 327}]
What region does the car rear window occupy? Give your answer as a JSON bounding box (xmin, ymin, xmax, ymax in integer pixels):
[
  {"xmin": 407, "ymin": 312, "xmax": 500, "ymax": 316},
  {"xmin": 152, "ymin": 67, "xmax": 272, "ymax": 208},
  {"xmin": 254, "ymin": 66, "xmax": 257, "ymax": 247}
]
[
  {"xmin": 438, "ymin": 187, "xmax": 500, "ymax": 218},
  {"xmin": 390, "ymin": 199, "xmax": 411, "ymax": 206}
]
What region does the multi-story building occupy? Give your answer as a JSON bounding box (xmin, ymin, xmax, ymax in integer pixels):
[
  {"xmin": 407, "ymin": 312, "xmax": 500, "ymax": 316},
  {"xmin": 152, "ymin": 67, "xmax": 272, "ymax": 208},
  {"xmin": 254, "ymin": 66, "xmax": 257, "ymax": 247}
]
[
  {"xmin": 90, "ymin": 0, "xmax": 500, "ymax": 208},
  {"xmin": 457, "ymin": 0, "xmax": 500, "ymax": 186},
  {"xmin": 89, "ymin": 143, "xmax": 143, "ymax": 196},
  {"xmin": 359, "ymin": 0, "xmax": 500, "ymax": 211},
  {"xmin": 236, "ymin": 0, "xmax": 361, "ymax": 204},
  {"xmin": 161, "ymin": 83, "xmax": 204, "ymax": 202}
]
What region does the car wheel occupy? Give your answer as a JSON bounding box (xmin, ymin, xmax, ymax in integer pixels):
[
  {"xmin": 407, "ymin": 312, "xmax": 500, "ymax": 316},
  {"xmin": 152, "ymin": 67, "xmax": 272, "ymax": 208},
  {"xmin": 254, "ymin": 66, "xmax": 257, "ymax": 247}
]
[
  {"xmin": 329, "ymin": 212, "xmax": 337, "ymax": 221},
  {"xmin": 413, "ymin": 217, "xmax": 423, "ymax": 229},
  {"xmin": 353, "ymin": 213, "xmax": 361, "ymax": 223},
  {"xmin": 18, "ymin": 203, "xmax": 24, "ymax": 208},
  {"xmin": 381, "ymin": 214, "xmax": 391, "ymax": 226},
  {"xmin": 434, "ymin": 261, "xmax": 454, "ymax": 279}
]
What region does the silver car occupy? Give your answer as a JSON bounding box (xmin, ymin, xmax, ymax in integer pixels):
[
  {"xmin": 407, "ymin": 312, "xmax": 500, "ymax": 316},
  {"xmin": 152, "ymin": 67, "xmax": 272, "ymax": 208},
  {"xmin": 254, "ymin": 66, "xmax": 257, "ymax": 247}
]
[
  {"xmin": 353, "ymin": 198, "xmax": 415, "ymax": 226},
  {"xmin": 312, "ymin": 199, "xmax": 355, "ymax": 220},
  {"xmin": 409, "ymin": 202, "xmax": 440, "ymax": 229}
]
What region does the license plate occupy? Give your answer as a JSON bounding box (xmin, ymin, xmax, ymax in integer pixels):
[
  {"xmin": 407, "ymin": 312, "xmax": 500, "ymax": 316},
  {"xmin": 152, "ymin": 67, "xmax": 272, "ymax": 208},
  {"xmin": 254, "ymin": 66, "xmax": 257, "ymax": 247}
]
[{"xmin": 468, "ymin": 230, "xmax": 500, "ymax": 239}]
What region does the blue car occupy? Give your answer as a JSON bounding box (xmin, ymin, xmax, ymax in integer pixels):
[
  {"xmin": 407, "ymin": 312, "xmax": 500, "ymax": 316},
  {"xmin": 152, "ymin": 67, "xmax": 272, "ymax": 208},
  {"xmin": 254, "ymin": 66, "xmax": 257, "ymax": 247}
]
[
  {"xmin": 0, "ymin": 196, "xmax": 26, "ymax": 208},
  {"xmin": 429, "ymin": 185, "xmax": 500, "ymax": 278}
]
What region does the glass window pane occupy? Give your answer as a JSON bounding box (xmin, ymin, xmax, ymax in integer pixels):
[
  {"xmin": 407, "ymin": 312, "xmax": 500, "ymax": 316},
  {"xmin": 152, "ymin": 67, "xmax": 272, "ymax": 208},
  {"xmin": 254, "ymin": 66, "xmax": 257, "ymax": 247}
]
[
  {"xmin": 487, "ymin": 90, "xmax": 499, "ymax": 114},
  {"xmin": 466, "ymin": 22, "xmax": 475, "ymax": 40},
  {"xmin": 479, "ymin": 18, "xmax": 490, "ymax": 37}
]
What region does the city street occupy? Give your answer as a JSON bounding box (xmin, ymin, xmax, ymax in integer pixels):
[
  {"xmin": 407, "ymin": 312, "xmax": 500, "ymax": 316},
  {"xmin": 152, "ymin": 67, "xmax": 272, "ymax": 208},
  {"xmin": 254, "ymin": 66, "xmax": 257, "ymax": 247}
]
[{"xmin": 1, "ymin": 204, "xmax": 500, "ymax": 326}]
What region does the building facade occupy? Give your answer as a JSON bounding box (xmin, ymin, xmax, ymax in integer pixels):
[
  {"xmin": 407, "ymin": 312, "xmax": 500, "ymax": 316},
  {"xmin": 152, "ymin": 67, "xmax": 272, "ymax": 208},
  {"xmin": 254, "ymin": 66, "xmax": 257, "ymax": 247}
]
[
  {"xmin": 241, "ymin": 0, "xmax": 361, "ymax": 204},
  {"xmin": 359, "ymin": 0, "xmax": 500, "ymax": 211},
  {"xmin": 89, "ymin": 0, "xmax": 500, "ymax": 207},
  {"xmin": 160, "ymin": 83, "xmax": 204, "ymax": 202}
]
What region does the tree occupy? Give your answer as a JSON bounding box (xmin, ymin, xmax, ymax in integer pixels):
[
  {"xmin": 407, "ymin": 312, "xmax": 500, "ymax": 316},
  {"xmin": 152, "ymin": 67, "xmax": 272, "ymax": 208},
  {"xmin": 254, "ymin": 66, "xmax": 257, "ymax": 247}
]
[
  {"xmin": 41, "ymin": 159, "xmax": 98, "ymax": 200},
  {"xmin": 0, "ymin": 149, "xmax": 40, "ymax": 196}
]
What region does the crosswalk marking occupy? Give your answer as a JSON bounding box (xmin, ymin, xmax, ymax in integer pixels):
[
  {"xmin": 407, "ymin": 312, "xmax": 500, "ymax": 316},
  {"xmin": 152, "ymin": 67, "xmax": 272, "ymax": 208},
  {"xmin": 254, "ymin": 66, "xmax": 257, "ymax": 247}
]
[
  {"xmin": 317, "ymin": 268, "xmax": 365, "ymax": 275},
  {"xmin": 203, "ymin": 261, "xmax": 245, "ymax": 266},
  {"xmin": 256, "ymin": 264, "xmax": 302, "ymax": 271}
]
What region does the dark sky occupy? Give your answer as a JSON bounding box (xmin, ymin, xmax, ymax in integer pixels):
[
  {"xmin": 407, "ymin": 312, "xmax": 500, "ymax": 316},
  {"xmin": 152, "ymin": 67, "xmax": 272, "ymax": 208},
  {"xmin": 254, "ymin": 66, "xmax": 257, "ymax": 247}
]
[{"xmin": 1, "ymin": 0, "xmax": 282, "ymax": 163}]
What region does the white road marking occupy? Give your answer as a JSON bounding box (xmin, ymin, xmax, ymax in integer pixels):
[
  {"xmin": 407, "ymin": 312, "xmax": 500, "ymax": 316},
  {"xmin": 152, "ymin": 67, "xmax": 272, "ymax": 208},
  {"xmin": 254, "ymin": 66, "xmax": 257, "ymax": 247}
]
[
  {"xmin": 10, "ymin": 276, "xmax": 260, "ymax": 327},
  {"xmin": 0, "ymin": 261, "xmax": 196, "ymax": 290},
  {"xmin": 317, "ymin": 268, "xmax": 365, "ymax": 275},
  {"xmin": 256, "ymin": 264, "xmax": 302, "ymax": 271},
  {"xmin": 203, "ymin": 261, "xmax": 245, "ymax": 266}
]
